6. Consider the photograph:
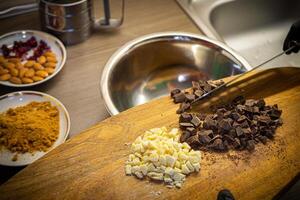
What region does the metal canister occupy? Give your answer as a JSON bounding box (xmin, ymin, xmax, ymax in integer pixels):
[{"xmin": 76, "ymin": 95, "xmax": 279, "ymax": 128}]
[{"xmin": 39, "ymin": 0, "xmax": 124, "ymax": 45}]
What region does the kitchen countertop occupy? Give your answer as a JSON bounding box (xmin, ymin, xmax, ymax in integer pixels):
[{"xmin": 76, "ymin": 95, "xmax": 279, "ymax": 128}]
[
  {"xmin": 0, "ymin": 0, "xmax": 200, "ymax": 138},
  {"xmin": 0, "ymin": 0, "xmax": 200, "ymax": 183}
]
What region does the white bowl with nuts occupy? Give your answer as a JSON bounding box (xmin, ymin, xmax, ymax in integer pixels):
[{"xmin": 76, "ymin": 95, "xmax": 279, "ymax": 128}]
[{"xmin": 0, "ymin": 30, "xmax": 67, "ymax": 87}]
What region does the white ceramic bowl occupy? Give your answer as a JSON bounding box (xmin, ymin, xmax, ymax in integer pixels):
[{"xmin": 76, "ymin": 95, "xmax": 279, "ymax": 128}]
[
  {"xmin": 0, "ymin": 30, "xmax": 67, "ymax": 87},
  {"xmin": 0, "ymin": 91, "xmax": 70, "ymax": 166}
]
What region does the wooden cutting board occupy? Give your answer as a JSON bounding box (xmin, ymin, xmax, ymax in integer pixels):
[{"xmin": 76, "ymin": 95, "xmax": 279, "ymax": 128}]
[{"xmin": 1, "ymin": 67, "xmax": 300, "ymax": 200}]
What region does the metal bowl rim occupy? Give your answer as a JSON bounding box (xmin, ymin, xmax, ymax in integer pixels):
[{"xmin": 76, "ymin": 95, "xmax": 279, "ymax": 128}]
[{"xmin": 100, "ymin": 32, "xmax": 252, "ymax": 115}]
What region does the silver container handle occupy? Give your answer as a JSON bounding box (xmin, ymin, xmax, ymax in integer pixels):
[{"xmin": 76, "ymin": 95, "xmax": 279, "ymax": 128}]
[{"xmin": 94, "ymin": 0, "xmax": 125, "ymax": 30}]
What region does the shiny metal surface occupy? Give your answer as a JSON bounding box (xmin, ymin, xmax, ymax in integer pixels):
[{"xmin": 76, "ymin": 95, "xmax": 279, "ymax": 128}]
[
  {"xmin": 177, "ymin": 0, "xmax": 300, "ymax": 68},
  {"xmin": 40, "ymin": 10, "xmax": 92, "ymax": 30},
  {"xmin": 101, "ymin": 32, "xmax": 251, "ymax": 115},
  {"xmin": 39, "ymin": 0, "xmax": 124, "ymax": 45}
]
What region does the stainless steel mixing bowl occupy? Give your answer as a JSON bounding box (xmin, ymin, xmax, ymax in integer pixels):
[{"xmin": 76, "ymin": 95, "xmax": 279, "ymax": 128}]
[{"xmin": 101, "ymin": 32, "xmax": 251, "ymax": 115}]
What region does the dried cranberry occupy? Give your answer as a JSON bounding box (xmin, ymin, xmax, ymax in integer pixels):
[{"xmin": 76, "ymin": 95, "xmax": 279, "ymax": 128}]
[
  {"xmin": 1, "ymin": 45, "xmax": 10, "ymax": 57},
  {"xmin": 26, "ymin": 36, "xmax": 38, "ymax": 48}
]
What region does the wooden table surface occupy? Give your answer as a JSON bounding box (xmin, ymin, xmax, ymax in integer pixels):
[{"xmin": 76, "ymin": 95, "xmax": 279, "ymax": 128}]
[
  {"xmin": 0, "ymin": 0, "xmax": 199, "ymax": 184},
  {"xmin": 0, "ymin": 67, "xmax": 300, "ymax": 200}
]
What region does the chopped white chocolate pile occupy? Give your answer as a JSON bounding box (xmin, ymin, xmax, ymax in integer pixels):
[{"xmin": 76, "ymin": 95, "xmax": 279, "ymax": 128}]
[{"xmin": 125, "ymin": 127, "xmax": 201, "ymax": 188}]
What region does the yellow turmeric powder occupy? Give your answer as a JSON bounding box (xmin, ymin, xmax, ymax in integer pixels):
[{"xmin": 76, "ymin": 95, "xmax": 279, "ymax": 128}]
[{"xmin": 0, "ymin": 101, "xmax": 59, "ymax": 158}]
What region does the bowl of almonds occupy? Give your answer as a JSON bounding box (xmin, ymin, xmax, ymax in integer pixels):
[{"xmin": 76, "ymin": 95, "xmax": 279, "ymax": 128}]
[{"xmin": 0, "ymin": 30, "xmax": 67, "ymax": 87}]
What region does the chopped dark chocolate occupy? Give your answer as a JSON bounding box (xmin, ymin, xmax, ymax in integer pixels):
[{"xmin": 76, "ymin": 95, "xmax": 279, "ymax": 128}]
[
  {"xmin": 170, "ymin": 88, "xmax": 181, "ymax": 97},
  {"xmin": 176, "ymin": 102, "xmax": 191, "ymax": 114},
  {"xmin": 236, "ymin": 126, "xmax": 244, "ymax": 137},
  {"xmin": 185, "ymin": 94, "xmax": 196, "ymax": 102},
  {"xmin": 170, "ymin": 84, "xmax": 283, "ymax": 153},
  {"xmin": 192, "ymin": 81, "xmax": 200, "ymax": 90},
  {"xmin": 179, "ymin": 113, "xmax": 192, "ymax": 123},
  {"xmin": 237, "ymin": 115, "xmax": 247, "ymax": 123},
  {"xmin": 246, "ymin": 140, "xmax": 255, "ymax": 151},
  {"xmin": 232, "ymin": 96, "xmax": 245, "ymax": 105},
  {"xmin": 194, "ymin": 89, "xmax": 204, "ymax": 97},
  {"xmin": 218, "ymin": 119, "xmax": 232, "ymax": 131},
  {"xmin": 257, "ymin": 135, "xmax": 268, "ymax": 144},
  {"xmin": 210, "ymin": 138, "xmax": 226, "ymax": 151},
  {"xmin": 244, "ymin": 99, "xmax": 256, "ymax": 107},
  {"xmin": 186, "ymin": 127, "xmax": 197, "ymax": 135},
  {"xmin": 191, "ymin": 115, "xmax": 201, "ymax": 127},
  {"xmin": 186, "ymin": 135, "xmax": 201, "ymax": 147},
  {"xmin": 180, "ymin": 131, "xmax": 191, "ymax": 143},
  {"xmin": 198, "ymin": 130, "xmax": 214, "ymax": 138},
  {"xmin": 199, "ymin": 134, "xmax": 211, "ymax": 144},
  {"xmin": 179, "ymin": 122, "xmax": 194, "ymax": 129},
  {"xmin": 203, "ymin": 83, "xmax": 212, "ymax": 92},
  {"xmin": 203, "ymin": 116, "xmax": 217, "ymax": 130},
  {"xmin": 256, "ymin": 99, "xmax": 265, "ymax": 109},
  {"xmin": 173, "ymin": 92, "xmax": 186, "ymax": 104}
]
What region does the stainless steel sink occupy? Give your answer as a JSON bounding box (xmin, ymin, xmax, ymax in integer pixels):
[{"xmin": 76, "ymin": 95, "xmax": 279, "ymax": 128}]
[{"xmin": 177, "ymin": 0, "xmax": 300, "ymax": 68}]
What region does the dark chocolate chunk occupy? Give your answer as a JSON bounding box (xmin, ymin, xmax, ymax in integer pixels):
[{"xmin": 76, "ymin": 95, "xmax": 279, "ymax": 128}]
[
  {"xmin": 186, "ymin": 127, "xmax": 197, "ymax": 135},
  {"xmin": 176, "ymin": 102, "xmax": 191, "ymax": 114},
  {"xmin": 210, "ymin": 138, "xmax": 226, "ymax": 151},
  {"xmin": 269, "ymin": 109, "xmax": 282, "ymax": 119},
  {"xmin": 232, "ymin": 96, "xmax": 245, "ymax": 105},
  {"xmin": 194, "ymin": 89, "xmax": 204, "ymax": 97},
  {"xmin": 236, "ymin": 126, "xmax": 244, "ymax": 137},
  {"xmin": 196, "ymin": 113, "xmax": 206, "ymax": 121},
  {"xmin": 217, "ymin": 108, "xmax": 227, "ymax": 114},
  {"xmin": 274, "ymin": 118, "xmax": 283, "ymax": 126},
  {"xmin": 192, "ymin": 81, "xmax": 200, "ymax": 90},
  {"xmin": 253, "ymin": 106, "xmax": 260, "ymax": 114},
  {"xmin": 242, "ymin": 128, "xmax": 252, "ymax": 136},
  {"xmin": 185, "ymin": 94, "xmax": 196, "ymax": 102},
  {"xmin": 179, "ymin": 113, "xmax": 192, "ymax": 123},
  {"xmin": 257, "ymin": 115, "xmax": 271, "ymax": 125},
  {"xmin": 223, "ymin": 134, "xmax": 235, "ymax": 143},
  {"xmin": 228, "ymin": 129, "xmax": 237, "ymax": 138},
  {"xmin": 237, "ymin": 115, "xmax": 247, "ymax": 123},
  {"xmin": 218, "ymin": 119, "xmax": 232, "ymax": 131},
  {"xmin": 233, "ymin": 138, "xmax": 241, "ymax": 149},
  {"xmin": 203, "ymin": 117, "xmax": 217, "ymax": 130},
  {"xmin": 173, "ymin": 92, "xmax": 186, "ymax": 103},
  {"xmin": 240, "ymin": 120, "xmax": 249, "ymax": 128},
  {"xmin": 240, "ymin": 138, "xmax": 247, "ymax": 149},
  {"xmin": 232, "ymin": 121, "xmax": 240, "ymax": 127},
  {"xmin": 203, "ymin": 83, "xmax": 212, "ymax": 92},
  {"xmin": 246, "ymin": 140, "xmax": 255, "ymax": 151},
  {"xmin": 244, "ymin": 99, "xmax": 256, "ymax": 107},
  {"xmin": 257, "ymin": 135, "xmax": 268, "ymax": 144},
  {"xmin": 256, "ymin": 99, "xmax": 265, "ymax": 108},
  {"xmin": 170, "ymin": 88, "xmax": 181, "ymax": 97},
  {"xmin": 191, "ymin": 115, "xmax": 201, "ymax": 127},
  {"xmin": 231, "ymin": 112, "xmax": 240, "ymax": 120},
  {"xmin": 264, "ymin": 129, "xmax": 275, "ymax": 139},
  {"xmin": 199, "ymin": 134, "xmax": 211, "ymax": 144},
  {"xmin": 180, "ymin": 131, "xmax": 191, "ymax": 143},
  {"xmin": 224, "ymin": 111, "xmax": 232, "ymax": 118},
  {"xmin": 198, "ymin": 130, "xmax": 214, "ymax": 138},
  {"xmin": 236, "ymin": 104, "xmax": 246, "ymax": 113},
  {"xmin": 186, "ymin": 135, "xmax": 201, "ymax": 147},
  {"xmin": 179, "ymin": 122, "xmax": 194, "ymax": 129}
]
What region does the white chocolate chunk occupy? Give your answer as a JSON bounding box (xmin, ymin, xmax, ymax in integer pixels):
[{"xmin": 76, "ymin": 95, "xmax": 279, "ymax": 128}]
[
  {"xmin": 125, "ymin": 165, "xmax": 132, "ymax": 175},
  {"xmin": 124, "ymin": 127, "xmax": 201, "ymax": 189},
  {"xmin": 181, "ymin": 164, "xmax": 190, "ymax": 175}
]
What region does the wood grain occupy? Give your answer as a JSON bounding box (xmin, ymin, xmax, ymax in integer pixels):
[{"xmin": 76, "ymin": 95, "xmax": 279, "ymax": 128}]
[{"xmin": 0, "ymin": 67, "xmax": 299, "ymax": 200}]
